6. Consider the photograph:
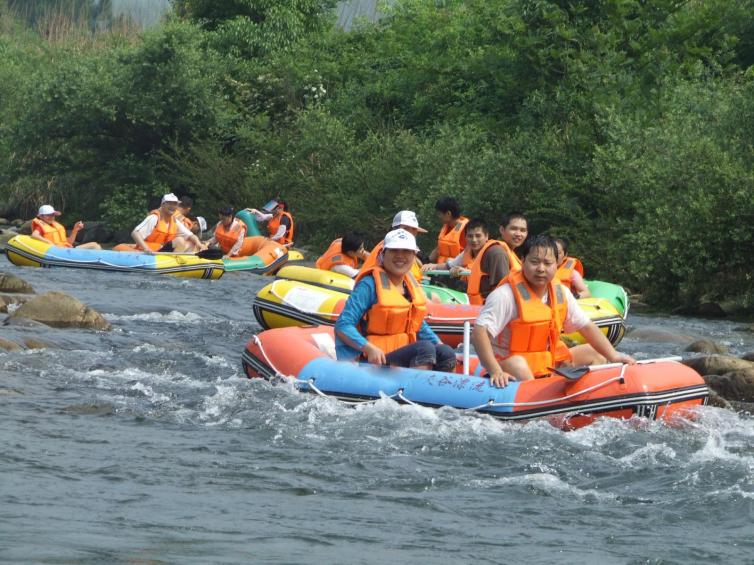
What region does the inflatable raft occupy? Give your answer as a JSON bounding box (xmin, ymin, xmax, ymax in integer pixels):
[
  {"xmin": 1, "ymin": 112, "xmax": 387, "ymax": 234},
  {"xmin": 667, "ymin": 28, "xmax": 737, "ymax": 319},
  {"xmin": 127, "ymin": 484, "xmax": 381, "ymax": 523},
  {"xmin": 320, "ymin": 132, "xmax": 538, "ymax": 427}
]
[
  {"xmin": 222, "ymin": 236, "xmax": 289, "ymax": 274},
  {"xmin": 5, "ymin": 235, "xmax": 225, "ymax": 279},
  {"xmin": 242, "ymin": 326, "xmax": 708, "ymax": 428},
  {"xmin": 252, "ymin": 279, "xmax": 626, "ymax": 346},
  {"xmin": 586, "ymin": 280, "xmax": 630, "ymax": 317},
  {"xmin": 275, "ymin": 265, "xmax": 470, "ymax": 305}
]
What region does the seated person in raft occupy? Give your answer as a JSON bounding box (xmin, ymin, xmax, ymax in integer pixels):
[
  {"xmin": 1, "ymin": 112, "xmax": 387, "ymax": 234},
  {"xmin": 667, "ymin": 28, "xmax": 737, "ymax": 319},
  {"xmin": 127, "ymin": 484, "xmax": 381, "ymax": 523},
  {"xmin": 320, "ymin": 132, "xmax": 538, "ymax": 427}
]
[
  {"xmin": 206, "ymin": 207, "xmax": 248, "ymax": 258},
  {"xmin": 315, "ymin": 232, "xmax": 369, "ymax": 278},
  {"xmin": 130, "ymin": 193, "xmax": 205, "ymax": 254},
  {"xmin": 555, "ymin": 237, "xmax": 591, "ymax": 298},
  {"xmin": 246, "ymin": 199, "xmax": 294, "ymax": 245},
  {"xmin": 422, "ymin": 218, "xmax": 509, "ymax": 305},
  {"xmin": 31, "ymin": 205, "xmax": 101, "ymax": 250},
  {"xmin": 334, "ymin": 229, "xmax": 456, "ymax": 372},
  {"xmin": 472, "ymin": 234, "xmax": 635, "ymax": 388}
]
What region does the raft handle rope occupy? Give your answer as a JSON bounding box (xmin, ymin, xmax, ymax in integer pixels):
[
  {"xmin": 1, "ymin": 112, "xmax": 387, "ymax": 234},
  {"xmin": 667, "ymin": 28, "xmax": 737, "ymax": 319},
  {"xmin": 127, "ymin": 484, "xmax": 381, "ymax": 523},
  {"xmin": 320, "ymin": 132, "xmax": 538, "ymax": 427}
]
[{"xmin": 268, "ymin": 281, "xmax": 341, "ymax": 318}]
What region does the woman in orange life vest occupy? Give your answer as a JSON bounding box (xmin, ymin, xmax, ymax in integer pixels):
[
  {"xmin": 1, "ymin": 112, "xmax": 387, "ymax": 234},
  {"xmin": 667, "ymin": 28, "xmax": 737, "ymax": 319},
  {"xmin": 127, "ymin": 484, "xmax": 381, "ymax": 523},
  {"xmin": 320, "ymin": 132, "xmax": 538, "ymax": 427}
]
[
  {"xmin": 206, "ymin": 207, "xmax": 248, "ymax": 257},
  {"xmin": 247, "ymin": 199, "xmax": 294, "ymax": 245},
  {"xmin": 497, "ymin": 212, "xmax": 529, "ymax": 272},
  {"xmin": 316, "ymin": 232, "xmax": 369, "ymax": 278},
  {"xmin": 423, "ymin": 218, "xmax": 511, "ymax": 305},
  {"xmin": 130, "ymin": 193, "xmax": 205, "ymax": 254},
  {"xmin": 335, "ymin": 228, "xmax": 456, "ymax": 371},
  {"xmin": 30, "ymin": 205, "xmax": 101, "ymax": 250},
  {"xmin": 472, "ymin": 234, "xmax": 635, "ymax": 388},
  {"xmin": 554, "ymin": 237, "xmax": 591, "ymax": 298},
  {"xmin": 360, "ymin": 210, "xmax": 426, "ymax": 281},
  {"xmin": 427, "ymin": 196, "xmax": 469, "ymax": 264}
]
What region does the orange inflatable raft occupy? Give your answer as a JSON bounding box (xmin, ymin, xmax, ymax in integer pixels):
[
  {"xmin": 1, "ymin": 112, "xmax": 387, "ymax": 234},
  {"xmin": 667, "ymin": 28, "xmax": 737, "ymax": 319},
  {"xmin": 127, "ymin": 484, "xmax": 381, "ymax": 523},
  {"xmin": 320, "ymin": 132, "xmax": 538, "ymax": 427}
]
[{"xmin": 242, "ymin": 326, "xmax": 708, "ymax": 429}]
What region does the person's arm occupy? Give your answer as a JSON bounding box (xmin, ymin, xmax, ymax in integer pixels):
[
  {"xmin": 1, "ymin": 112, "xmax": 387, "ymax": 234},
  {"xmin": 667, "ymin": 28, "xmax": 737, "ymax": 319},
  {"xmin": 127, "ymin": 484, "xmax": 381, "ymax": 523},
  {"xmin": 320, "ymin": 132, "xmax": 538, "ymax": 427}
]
[
  {"xmin": 247, "ymin": 208, "xmax": 273, "ymax": 221},
  {"xmin": 67, "ymin": 221, "xmax": 84, "ymax": 245},
  {"xmin": 228, "ymin": 228, "xmax": 246, "ymax": 257},
  {"xmin": 175, "ymin": 220, "xmax": 204, "ymax": 249},
  {"xmin": 571, "ymin": 271, "xmax": 590, "ymax": 298},
  {"xmin": 479, "ymin": 246, "xmax": 507, "ymax": 300},
  {"xmin": 579, "ymin": 322, "xmax": 635, "ymax": 364},
  {"xmin": 30, "ymin": 223, "xmax": 48, "ymax": 243},
  {"xmin": 269, "ymin": 224, "xmax": 287, "ymax": 241},
  {"xmin": 335, "ymin": 278, "xmax": 385, "ymax": 363},
  {"xmin": 331, "ymin": 264, "xmax": 360, "ymax": 278},
  {"xmin": 131, "ymin": 216, "xmax": 157, "ymax": 254},
  {"xmin": 428, "ymin": 247, "xmax": 439, "ymax": 263},
  {"xmin": 472, "ymin": 325, "xmax": 513, "ymax": 387}
]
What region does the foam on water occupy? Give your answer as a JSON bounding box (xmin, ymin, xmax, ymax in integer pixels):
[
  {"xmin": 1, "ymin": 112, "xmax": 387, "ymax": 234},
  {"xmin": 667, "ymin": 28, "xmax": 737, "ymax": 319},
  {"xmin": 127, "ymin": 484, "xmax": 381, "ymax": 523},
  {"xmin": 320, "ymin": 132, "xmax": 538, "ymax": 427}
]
[{"xmin": 104, "ymin": 310, "xmax": 204, "ymax": 324}]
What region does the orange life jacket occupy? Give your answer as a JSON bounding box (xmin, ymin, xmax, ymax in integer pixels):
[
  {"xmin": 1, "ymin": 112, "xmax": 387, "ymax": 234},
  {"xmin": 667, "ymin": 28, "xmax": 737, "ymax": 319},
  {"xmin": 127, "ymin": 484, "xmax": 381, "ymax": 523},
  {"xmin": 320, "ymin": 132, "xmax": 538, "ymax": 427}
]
[
  {"xmin": 213, "ymin": 219, "xmax": 247, "ymax": 255},
  {"xmin": 355, "ymin": 266, "xmax": 428, "ymax": 355},
  {"xmin": 556, "ymin": 256, "xmax": 585, "ymax": 290},
  {"xmin": 360, "ymin": 240, "xmax": 423, "ymax": 281},
  {"xmin": 267, "ymin": 211, "xmax": 294, "ymax": 245},
  {"xmin": 466, "ymin": 240, "xmax": 504, "ymax": 305},
  {"xmin": 436, "ymin": 216, "xmax": 469, "ymax": 263},
  {"xmin": 501, "ymin": 241, "xmax": 522, "ymax": 272},
  {"xmin": 32, "ymin": 218, "xmax": 70, "ymax": 247},
  {"xmin": 316, "ymin": 238, "xmax": 360, "ymax": 272},
  {"xmin": 144, "ymin": 210, "xmax": 178, "ymax": 247},
  {"xmin": 498, "ymin": 270, "xmax": 572, "ymax": 377},
  {"xmin": 175, "ymin": 212, "xmax": 195, "ymax": 231}
]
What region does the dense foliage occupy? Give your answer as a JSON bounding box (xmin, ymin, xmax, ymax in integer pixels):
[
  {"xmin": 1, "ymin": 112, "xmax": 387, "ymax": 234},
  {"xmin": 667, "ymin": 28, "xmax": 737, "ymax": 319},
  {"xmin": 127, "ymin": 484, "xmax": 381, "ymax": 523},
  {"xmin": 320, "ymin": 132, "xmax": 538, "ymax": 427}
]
[{"xmin": 1, "ymin": 0, "xmax": 753, "ymax": 308}]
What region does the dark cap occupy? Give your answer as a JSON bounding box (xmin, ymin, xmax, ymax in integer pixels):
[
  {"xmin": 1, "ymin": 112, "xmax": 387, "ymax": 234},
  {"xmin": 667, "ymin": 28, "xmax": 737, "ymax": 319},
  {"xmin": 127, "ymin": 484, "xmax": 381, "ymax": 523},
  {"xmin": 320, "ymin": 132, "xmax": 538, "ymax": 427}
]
[{"xmin": 218, "ymin": 207, "xmax": 234, "ymax": 216}]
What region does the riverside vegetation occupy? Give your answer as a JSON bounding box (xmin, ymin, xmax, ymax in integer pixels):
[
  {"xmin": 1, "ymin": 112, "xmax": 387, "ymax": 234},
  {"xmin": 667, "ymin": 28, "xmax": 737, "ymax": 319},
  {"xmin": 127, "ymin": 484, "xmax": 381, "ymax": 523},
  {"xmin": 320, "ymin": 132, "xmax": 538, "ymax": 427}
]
[{"xmin": 0, "ymin": 0, "xmax": 753, "ymax": 311}]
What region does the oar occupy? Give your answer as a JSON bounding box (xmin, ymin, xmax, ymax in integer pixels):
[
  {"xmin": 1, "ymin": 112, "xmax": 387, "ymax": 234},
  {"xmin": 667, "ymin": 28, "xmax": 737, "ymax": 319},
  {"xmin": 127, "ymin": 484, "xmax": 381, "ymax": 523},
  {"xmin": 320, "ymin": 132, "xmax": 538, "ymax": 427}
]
[
  {"xmin": 158, "ymin": 248, "xmax": 224, "ymax": 260},
  {"xmin": 423, "ymin": 269, "xmax": 471, "ymax": 277}
]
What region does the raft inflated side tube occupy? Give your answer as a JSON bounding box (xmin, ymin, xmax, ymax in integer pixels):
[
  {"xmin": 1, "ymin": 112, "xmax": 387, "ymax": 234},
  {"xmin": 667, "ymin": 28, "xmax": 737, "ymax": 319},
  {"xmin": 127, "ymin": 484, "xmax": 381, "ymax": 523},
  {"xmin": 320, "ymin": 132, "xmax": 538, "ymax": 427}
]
[{"xmin": 235, "ymin": 210, "xmax": 262, "ymax": 237}]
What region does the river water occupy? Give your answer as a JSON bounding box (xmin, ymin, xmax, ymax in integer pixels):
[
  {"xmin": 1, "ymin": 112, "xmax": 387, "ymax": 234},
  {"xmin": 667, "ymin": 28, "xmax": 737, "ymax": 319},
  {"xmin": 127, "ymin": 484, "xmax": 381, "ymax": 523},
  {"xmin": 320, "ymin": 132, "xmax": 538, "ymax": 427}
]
[{"xmin": 1, "ymin": 265, "xmax": 753, "ymax": 564}]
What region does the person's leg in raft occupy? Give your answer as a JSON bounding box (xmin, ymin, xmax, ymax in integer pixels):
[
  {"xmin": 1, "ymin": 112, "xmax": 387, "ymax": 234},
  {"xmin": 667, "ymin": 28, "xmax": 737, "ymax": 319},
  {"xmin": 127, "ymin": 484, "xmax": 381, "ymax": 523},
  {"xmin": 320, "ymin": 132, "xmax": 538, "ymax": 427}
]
[
  {"xmin": 385, "ymin": 340, "xmax": 437, "ymax": 370},
  {"xmin": 498, "ymin": 355, "xmax": 535, "ymax": 382},
  {"xmin": 568, "ymin": 344, "xmax": 606, "ymax": 367}
]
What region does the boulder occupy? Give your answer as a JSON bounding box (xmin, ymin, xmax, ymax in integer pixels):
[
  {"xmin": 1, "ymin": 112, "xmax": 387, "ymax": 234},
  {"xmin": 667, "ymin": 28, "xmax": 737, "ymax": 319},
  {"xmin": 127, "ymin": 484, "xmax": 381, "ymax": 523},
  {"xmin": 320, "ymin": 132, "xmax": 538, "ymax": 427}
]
[
  {"xmin": 3, "ymin": 316, "xmax": 49, "ymax": 328},
  {"xmin": 684, "ymin": 339, "xmax": 729, "ymax": 354},
  {"xmin": 0, "ymin": 294, "xmax": 31, "ymax": 313},
  {"xmin": 683, "ymin": 354, "xmax": 754, "ymax": 376},
  {"xmin": 11, "ymin": 219, "xmax": 23, "ymax": 226},
  {"xmin": 75, "ymin": 221, "xmax": 113, "ymax": 244},
  {"xmin": 0, "ymin": 230, "xmax": 17, "ymax": 245},
  {"xmin": 17, "ymin": 220, "xmax": 33, "ymax": 235},
  {"xmin": 698, "ymin": 302, "xmax": 727, "ymax": 317},
  {"xmin": 0, "ymin": 218, "xmax": 8, "ymax": 225},
  {"xmin": 9, "ymin": 291, "xmax": 110, "ymax": 330},
  {"xmin": 22, "ymin": 337, "xmax": 57, "ymax": 349},
  {"xmin": 627, "ymin": 327, "xmax": 698, "ymax": 345},
  {"xmin": 0, "ymin": 337, "xmax": 22, "ymax": 351},
  {"xmin": 0, "ymin": 273, "xmax": 35, "ymax": 294},
  {"xmin": 706, "ymin": 388, "xmax": 732, "ymax": 410},
  {"xmin": 705, "ymin": 370, "xmax": 754, "ymax": 403},
  {"xmin": 741, "ymin": 352, "xmax": 754, "ymax": 362},
  {"xmin": 0, "ymin": 388, "xmax": 23, "ymax": 396}
]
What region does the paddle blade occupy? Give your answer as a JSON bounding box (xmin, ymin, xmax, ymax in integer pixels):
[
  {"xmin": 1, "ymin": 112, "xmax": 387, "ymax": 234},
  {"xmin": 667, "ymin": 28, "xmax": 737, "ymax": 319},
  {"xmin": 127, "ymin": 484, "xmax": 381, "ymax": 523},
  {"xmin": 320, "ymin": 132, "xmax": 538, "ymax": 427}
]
[
  {"xmin": 197, "ymin": 248, "xmax": 224, "ymax": 260},
  {"xmin": 550, "ymin": 365, "xmax": 590, "ymax": 380}
]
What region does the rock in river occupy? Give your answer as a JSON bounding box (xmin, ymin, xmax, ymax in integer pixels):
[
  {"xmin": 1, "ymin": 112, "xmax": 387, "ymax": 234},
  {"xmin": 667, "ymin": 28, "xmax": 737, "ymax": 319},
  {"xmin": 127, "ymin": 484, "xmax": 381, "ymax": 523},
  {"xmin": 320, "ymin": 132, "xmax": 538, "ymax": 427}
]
[
  {"xmin": 0, "ymin": 272, "xmax": 35, "ymax": 294},
  {"xmin": 8, "ymin": 291, "xmax": 110, "ymax": 331},
  {"xmin": 683, "ymin": 354, "xmax": 754, "ymax": 376},
  {"xmin": 684, "ymin": 339, "xmax": 729, "ymax": 354}
]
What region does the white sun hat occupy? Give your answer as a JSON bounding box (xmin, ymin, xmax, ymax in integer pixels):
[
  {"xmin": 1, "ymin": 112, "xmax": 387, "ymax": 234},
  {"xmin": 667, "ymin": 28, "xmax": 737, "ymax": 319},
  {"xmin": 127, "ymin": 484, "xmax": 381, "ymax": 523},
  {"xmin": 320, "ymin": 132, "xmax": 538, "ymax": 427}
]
[
  {"xmin": 391, "ymin": 210, "xmax": 427, "ymax": 233},
  {"xmin": 38, "ymin": 204, "xmax": 61, "ymax": 216},
  {"xmin": 161, "ymin": 193, "xmax": 181, "ymax": 204},
  {"xmin": 383, "ymin": 228, "xmax": 420, "ymax": 252}
]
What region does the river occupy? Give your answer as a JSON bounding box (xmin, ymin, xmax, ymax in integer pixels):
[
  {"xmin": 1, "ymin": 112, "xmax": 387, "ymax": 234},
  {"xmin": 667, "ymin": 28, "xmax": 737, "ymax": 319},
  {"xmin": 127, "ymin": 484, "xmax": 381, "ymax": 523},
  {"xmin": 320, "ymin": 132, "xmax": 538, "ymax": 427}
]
[{"xmin": 1, "ymin": 265, "xmax": 753, "ymax": 563}]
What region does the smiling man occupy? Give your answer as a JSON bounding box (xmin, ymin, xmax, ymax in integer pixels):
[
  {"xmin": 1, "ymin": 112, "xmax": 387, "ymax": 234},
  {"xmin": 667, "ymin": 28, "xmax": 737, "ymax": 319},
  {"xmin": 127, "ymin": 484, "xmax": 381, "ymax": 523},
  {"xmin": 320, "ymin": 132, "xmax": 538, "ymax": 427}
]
[
  {"xmin": 498, "ymin": 212, "xmax": 528, "ymax": 272},
  {"xmin": 335, "ymin": 229, "xmax": 456, "ymax": 372},
  {"xmin": 472, "ymin": 234, "xmax": 635, "ymax": 388}
]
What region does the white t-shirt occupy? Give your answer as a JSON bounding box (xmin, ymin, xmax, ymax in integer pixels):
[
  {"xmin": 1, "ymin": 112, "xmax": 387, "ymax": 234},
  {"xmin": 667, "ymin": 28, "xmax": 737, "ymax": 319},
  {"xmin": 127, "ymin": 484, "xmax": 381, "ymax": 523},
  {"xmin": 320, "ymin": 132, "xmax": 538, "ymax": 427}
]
[
  {"xmin": 331, "ymin": 263, "xmax": 360, "ymax": 278},
  {"xmin": 475, "ymin": 283, "xmax": 590, "ymax": 358},
  {"xmin": 133, "ymin": 214, "xmax": 193, "ymax": 239}
]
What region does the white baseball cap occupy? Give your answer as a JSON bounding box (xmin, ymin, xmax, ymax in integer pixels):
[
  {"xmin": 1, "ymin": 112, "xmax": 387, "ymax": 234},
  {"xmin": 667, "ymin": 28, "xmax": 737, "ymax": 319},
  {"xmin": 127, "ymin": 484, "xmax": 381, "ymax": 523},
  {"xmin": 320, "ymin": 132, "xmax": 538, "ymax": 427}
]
[
  {"xmin": 383, "ymin": 228, "xmax": 420, "ymax": 252},
  {"xmin": 391, "ymin": 210, "xmax": 427, "ymax": 233},
  {"xmin": 38, "ymin": 204, "xmax": 61, "ymax": 217},
  {"xmin": 161, "ymin": 193, "xmax": 181, "ymax": 204}
]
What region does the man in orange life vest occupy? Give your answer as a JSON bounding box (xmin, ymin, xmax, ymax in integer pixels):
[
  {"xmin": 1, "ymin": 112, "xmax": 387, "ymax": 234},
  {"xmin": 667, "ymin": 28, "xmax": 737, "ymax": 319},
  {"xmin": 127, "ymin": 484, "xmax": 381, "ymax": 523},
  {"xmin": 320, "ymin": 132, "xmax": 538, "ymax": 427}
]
[
  {"xmin": 498, "ymin": 212, "xmax": 528, "ymax": 272},
  {"xmin": 360, "ymin": 210, "xmax": 427, "ymax": 280},
  {"xmin": 206, "ymin": 207, "xmax": 248, "ymax": 257},
  {"xmin": 473, "ymin": 234, "xmax": 635, "ymax": 387},
  {"xmin": 422, "ymin": 218, "xmax": 508, "ymax": 304},
  {"xmin": 315, "ymin": 232, "xmax": 369, "ymax": 278},
  {"xmin": 131, "ymin": 193, "xmax": 204, "ymax": 254},
  {"xmin": 427, "ymin": 197, "xmax": 468, "ymax": 265},
  {"xmin": 247, "ymin": 199, "xmax": 294, "ymax": 245},
  {"xmin": 335, "ymin": 229, "xmax": 456, "ymax": 371},
  {"xmin": 31, "ymin": 205, "xmax": 101, "ymax": 250},
  {"xmin": 555, "ymin": 237, "xmax": 591, "ymax": 298}
]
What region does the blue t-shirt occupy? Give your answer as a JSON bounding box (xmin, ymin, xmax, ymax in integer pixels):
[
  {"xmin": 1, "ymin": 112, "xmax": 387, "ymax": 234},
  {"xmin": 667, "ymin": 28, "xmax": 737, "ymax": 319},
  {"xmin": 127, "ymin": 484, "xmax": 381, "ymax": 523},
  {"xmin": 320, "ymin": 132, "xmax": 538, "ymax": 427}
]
[{"xmin": 334, "ymin": 275, "xmax": 440, "ymax": 361}]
